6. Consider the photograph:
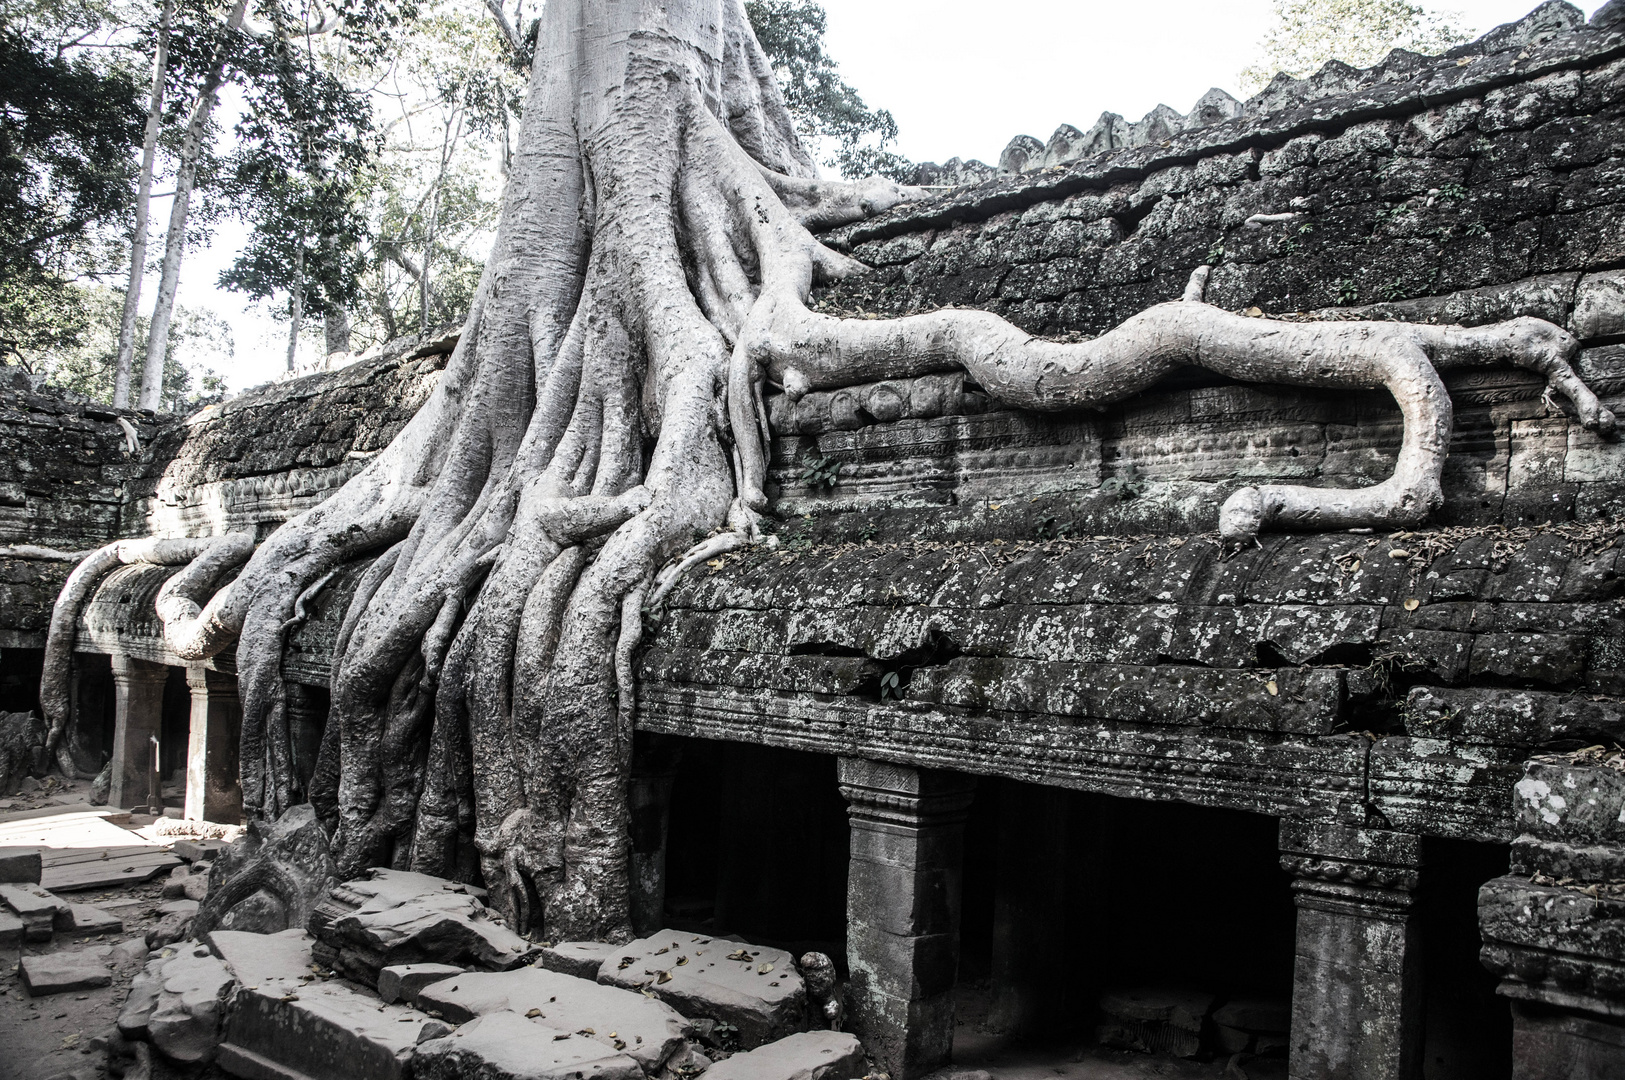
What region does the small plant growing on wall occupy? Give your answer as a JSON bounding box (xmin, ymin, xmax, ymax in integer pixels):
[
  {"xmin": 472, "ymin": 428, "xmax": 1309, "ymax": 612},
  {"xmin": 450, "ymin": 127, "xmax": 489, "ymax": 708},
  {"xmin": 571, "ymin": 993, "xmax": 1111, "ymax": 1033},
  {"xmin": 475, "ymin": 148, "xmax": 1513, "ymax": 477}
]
[{"xmin": 798, "ymin": 455, "xmax": 844, "ymax": 491}]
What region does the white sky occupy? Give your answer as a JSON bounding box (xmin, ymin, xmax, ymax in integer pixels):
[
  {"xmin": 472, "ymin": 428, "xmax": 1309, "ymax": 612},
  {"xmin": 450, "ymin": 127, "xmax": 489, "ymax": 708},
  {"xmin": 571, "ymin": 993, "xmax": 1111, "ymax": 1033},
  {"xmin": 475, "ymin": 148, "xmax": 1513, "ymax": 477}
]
[{"xmin": 172, "ymin": 0, "xmax": 1610, "ymax": 394}]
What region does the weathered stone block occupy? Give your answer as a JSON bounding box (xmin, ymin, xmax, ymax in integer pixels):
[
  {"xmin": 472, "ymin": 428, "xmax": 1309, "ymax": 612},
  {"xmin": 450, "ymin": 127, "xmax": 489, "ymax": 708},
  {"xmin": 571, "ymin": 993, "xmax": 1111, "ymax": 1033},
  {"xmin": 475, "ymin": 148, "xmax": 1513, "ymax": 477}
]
[
  {"xmin": 307, "ymin": 868, "xmax": 535, "ymax": 987},
  {"xmin": 412, "ymin": 1011, "xmax": 645, "ymax": 1080},
  {"xmin": 1, "ymin": 880, "xmax": 66, "ymax": 941},
  {"xmin": 417, "ymin": 965, "xmax": 690, "ymax": 1072},
  {"xmin": 148, "ymin": 944, "xmax": 235, "ymax": 1063},
  {"xmin": 701, "ymin": 1031, "xmax": 865, "ymax": 1080},
  {"xmin": 0, "ymin": 846, "xmax": 41, "ymax": 883},
  {"xmin": 536, "ymin": 940, "xmax": 620, "ymax": 980},
  {"xmin": 598, "ymin": 931, "xmax": 804, "ymax": 1050},
  {"xmin": 20, "ymin": 944, "xmax": 113, "ymax": 995},
  {"xmin": 376, "ymin": 962, "xmax": 465, "ymax": 1006}
]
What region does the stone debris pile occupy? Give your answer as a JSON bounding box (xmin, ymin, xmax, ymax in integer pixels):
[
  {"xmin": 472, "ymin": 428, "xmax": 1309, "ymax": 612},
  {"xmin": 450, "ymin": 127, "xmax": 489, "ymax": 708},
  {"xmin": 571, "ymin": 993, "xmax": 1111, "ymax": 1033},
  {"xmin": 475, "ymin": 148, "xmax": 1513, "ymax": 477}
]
[
  {"xmin": 0, "ymin": 851, "xmax": 125, "ymax": 957},
  {"xmin": 79, "ymin": 866, "xmax": 863, "ymax": 1080}
]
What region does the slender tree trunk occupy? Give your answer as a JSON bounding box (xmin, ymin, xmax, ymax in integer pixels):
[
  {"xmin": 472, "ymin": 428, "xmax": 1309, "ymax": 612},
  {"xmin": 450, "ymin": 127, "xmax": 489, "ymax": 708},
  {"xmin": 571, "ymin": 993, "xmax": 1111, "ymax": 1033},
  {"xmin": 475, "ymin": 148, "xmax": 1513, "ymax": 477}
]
[
  {"xmin": 138, "ymin": 0, "xmax": 249, "ymax": 412},
  {"xmin": 325, "ymin": 309, "xmax": 351, "ymax": 356},
  {"xmin": 113, "ymin": 0, "xmax": 171, "ymax": 409},
  {"xmin": 286, "ymin": 282, "xmax": 303, "ymax": 373}
]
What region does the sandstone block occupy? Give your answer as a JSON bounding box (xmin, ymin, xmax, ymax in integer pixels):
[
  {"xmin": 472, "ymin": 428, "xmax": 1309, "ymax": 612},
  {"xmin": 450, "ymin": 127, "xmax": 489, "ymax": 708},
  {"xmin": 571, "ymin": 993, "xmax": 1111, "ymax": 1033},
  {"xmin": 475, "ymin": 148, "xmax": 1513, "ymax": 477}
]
[
  {"xmin": 1, "ymin": 880, "xmax": 66, "ymax": 941},
  {"xmin": 377, "ymin": 962, "xmax": 465, "ymax": 1005},
  {"xmin": 538, "ymin": 940, "xmax": 620, "ymax": 980},
  {"xmin": 0, "ymin": 910, "xmax": 23, "ymax": 948},
  {"xmin": 118, "ymin": 953, "xmax": 169, "ymax": 1040},
  {"xmin": 20, "ymin": 944, "xmax": 113, "ymax": 995},
  {"xmin": 0, "ymin": 845, "xmax": 41, "ymax": 883},
  {"xmin": 56, "ymin": 902, "xmax": 124, "ymax": 937},
  {"xmin": 598, "ymin": 931, "xmax": 806, "ymax": 1049},
  {"xmin": 149, "ymin": 944, "xmax": 235, "ymax": 1063},
  {"xmin": 416, "ymin": 965, "xmax": 690, "ymax": 1073},
  {"xmin": 413, "ymin": 1010, "xmax": 645, "ymax": 1080},
  {"xmin": 701, "ymin": 1031, "xmax": 865, "ymax": 1080},
  {"xmin": 307, "ymin": 868, "xmax": 535, "ymax": 987}
]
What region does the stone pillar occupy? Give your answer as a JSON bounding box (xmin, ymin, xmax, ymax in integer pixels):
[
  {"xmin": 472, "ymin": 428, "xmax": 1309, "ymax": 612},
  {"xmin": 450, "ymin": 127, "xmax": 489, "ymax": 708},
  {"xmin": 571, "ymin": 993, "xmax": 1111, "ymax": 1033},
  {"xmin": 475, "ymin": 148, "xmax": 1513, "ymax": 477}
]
[
  {"xmin": 628, "ymin": 735, "xmax": 683, "ymax": 935},
  {"xmin": 987, "ymin": 779, "xmax": 1068, "ymax": 1036},
  {"xmin": 184, "ymin": 662, "xmax": 242, "ymax": 824},
  {"xmin": 1279, "ymin": 819, "xmax": 1424, "ymax": 1080},
  {"xmin": 284, "ymin": 682, "xmax": 328, "ymax": 800},
  {"xmin": 839, "ymin": 757, "xmax": 976, "ymax": 1080},
  {"xmin": 109, "ymin": 655, "xmax": 168, "ymax": 810},
  {"xmin": 1480, "ymin": 757, "xmax": 1625, "ymax": 1079}
]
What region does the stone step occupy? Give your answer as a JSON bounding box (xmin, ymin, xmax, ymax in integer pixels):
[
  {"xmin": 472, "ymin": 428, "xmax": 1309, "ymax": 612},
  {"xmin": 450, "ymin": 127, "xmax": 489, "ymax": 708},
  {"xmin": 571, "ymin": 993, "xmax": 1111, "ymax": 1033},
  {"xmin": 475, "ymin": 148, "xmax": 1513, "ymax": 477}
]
[
  {"xmin": 56, "ymin": 901, "xmax": 124, "ymax": 937},
  {"xmin": 537, "ymin": 940, "xmax": 619, "ymax": 980},
  {"xmin": 599, "ymin": 930, "xmax": 806, "ymax": 1050},
  {"xmin": 416, "ymin": 965, "xmax": 690, "ymax": 1074},
  {"xmin": 702, "ymin": 1031, "xmax": 866, "ymax": 1080}
]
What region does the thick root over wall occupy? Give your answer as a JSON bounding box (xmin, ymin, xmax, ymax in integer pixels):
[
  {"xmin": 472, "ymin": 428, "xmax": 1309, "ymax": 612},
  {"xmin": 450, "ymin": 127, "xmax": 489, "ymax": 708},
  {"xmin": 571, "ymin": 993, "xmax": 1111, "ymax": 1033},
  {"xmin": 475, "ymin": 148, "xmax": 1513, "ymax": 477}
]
[{"xmin": 41, "ymin": 0, "xmax": 1616, "ymax": 942}]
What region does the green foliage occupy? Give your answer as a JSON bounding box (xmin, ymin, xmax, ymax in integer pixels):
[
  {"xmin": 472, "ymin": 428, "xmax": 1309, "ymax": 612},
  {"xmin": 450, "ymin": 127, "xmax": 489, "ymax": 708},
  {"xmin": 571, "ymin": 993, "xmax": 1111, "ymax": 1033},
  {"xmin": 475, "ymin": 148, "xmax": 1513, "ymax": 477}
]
[
  {"xmin": 745, "ymin": 0, "xmax": 913, "ymax": 181},
  {"xmin": 1239, "ymin": 0, "xmax": 1472, "ymax": 92},
  {"xmin": 879, "ymin": 670, "xmax": 903, "ymax": 701},
  {"xmin": 796, "ymin": 454, "xmax": 843, "ymax": 491},
  {"xmin": 1099, "ymin": 463, "xmax": 1147, "ymax": 500},
  {"xmin": 7, "ymin": 281, "xmax": 229, "ymax": 412},
  {"xmin": 0, "ymin": 21, "xmax": 142, "ymax": 362}
]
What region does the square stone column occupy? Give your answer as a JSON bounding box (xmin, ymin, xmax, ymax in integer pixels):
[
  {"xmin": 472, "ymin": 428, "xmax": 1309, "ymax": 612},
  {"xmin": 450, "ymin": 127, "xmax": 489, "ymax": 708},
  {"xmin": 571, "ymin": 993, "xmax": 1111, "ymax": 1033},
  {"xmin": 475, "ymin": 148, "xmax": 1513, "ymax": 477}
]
[
  {"xmin": 839, "ymin": 757, "xmax": 976, "ymax": 1080},
  {"xmin": 185, "ymin": 662, "xmax": 242, "ymax": 823},
  {"xmin": 109, "ymin": 655, "xmax": 168, "ymax": 810},
  {"xmin": 1279, "ymin": 819, "xmax": 1424, "ymax": 1080}
]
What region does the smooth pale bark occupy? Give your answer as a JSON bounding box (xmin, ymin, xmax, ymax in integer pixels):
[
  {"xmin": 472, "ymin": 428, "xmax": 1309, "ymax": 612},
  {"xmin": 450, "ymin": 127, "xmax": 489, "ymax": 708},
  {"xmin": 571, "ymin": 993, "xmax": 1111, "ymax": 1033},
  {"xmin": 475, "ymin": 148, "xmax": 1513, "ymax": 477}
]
[
  {"xmin": 138, "ymin": 0, "xmax": 250, "ymax": 412},
  {"xmin": 286, "ymin": 279, "xmax": 303, "ymax": 373},
  {"xmin": 43, "ymin": 0, "xmax": 1616, "ymax": 946},
  {"xmin": 113, "ymin": 0, "xmax": 171, "ymax": 409}
]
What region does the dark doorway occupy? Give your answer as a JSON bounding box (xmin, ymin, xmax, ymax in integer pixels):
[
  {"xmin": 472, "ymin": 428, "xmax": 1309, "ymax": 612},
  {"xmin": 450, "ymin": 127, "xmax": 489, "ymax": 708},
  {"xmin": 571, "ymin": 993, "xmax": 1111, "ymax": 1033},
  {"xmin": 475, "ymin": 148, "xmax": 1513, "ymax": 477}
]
[
  {"xmin": 663, "ymin": 738, "xmax": 850, "ymax": 960},
  {"xmin": 1420, "ymin": 837, "xmax": 1512, "ymax": 1080}
]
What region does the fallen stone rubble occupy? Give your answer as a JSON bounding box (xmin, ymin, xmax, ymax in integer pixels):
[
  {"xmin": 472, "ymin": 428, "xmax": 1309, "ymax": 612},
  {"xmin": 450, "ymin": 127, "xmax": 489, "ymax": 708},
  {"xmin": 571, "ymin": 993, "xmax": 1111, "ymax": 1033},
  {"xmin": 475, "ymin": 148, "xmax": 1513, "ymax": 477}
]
[{"xmin": 66, "ymin": 866, "xmax": 863, "ymax": 1080}]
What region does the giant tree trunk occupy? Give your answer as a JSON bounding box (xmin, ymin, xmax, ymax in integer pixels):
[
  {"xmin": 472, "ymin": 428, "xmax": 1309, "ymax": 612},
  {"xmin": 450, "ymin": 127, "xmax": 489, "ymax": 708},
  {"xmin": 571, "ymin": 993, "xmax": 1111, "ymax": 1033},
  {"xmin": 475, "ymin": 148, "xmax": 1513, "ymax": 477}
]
[{"xmin": 45, "ymin": 0, "xmax": 1614, "ymax": 945}]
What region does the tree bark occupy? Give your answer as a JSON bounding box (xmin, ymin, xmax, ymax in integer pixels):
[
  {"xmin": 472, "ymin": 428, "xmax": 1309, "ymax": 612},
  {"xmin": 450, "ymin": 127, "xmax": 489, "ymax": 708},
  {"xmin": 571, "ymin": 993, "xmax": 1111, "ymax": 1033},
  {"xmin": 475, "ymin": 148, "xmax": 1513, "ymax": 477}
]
[
  {"xmin": 113, "ymin": 0, "xmax": 171, "ymax": 409},
  {"xmin": 138, "ymin": 0, "xmax": 249, "ymax": 412},
  {"xmin": 286, "ymin": 279, "xmax": 303, "ymax": 373},
  {"xmin": 44, "ymin": 0, "xmax": 1614, "ymax": 947}
]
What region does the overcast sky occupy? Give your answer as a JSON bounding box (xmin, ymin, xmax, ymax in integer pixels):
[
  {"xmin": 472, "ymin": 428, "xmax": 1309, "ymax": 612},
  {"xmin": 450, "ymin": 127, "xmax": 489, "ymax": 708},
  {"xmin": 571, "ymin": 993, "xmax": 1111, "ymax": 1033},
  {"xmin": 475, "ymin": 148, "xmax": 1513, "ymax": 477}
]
[{"xmin": 178, "ymin": 0, "xmax": 1610, "ymax": 394}]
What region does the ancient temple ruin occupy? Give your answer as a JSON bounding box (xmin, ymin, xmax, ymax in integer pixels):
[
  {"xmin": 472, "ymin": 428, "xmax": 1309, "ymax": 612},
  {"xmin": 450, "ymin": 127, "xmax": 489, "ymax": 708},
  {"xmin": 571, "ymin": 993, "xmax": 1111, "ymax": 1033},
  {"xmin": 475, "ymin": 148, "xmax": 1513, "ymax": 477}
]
[{"xmin": 5, "ymin": 2, "xmax": 1625, "ymax": 1078}]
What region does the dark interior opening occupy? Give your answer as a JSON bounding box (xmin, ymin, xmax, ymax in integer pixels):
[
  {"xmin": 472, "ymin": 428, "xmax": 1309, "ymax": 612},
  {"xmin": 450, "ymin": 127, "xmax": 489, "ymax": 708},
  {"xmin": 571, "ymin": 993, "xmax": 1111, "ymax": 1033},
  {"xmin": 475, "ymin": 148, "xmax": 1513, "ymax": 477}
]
[
  {"xmin": 957, "ymin": 784, "xmax": 1296, "ymax": 1061},
  {"xmin": 160, "ymin": 665, "xmax": 190, "ymax": 789},
  {"xmin": 663, "ymin": 738, "xmax": 850, "ymax": 961},
  {"xmin": 1420, "ymin": 837, "xmax": 1512, "ymax": 1080},
  {"xmin": 0, "ymin": 646, "xmax": 44, "ymax": 716}
]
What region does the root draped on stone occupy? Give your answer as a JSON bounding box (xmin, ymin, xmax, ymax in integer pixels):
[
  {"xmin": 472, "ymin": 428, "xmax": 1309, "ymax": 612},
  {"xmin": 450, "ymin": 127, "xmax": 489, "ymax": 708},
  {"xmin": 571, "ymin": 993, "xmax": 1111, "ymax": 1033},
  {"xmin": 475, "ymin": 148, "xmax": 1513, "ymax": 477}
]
[{"xmin": 39, "ymin": 0, "xmax": 1616, "ymax": 942}]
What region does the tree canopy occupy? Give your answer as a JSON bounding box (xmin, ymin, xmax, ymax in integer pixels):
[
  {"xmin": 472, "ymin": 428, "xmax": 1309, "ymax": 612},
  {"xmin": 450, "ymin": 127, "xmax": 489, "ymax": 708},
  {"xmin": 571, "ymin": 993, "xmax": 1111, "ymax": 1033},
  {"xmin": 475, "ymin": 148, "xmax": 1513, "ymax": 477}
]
[{"xmin": 1240, "ymin": 0, "xmax": 1472, "ymax": 90}]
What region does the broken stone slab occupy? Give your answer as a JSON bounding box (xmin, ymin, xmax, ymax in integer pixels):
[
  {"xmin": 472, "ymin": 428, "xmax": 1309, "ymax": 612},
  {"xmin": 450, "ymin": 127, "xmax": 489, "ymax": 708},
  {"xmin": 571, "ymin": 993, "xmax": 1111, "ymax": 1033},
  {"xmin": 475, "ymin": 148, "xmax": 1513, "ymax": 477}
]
[
  {"xmin": 413, "ymin": 1010, "xmax": 646, "ymax": 1080},
  {"xmin": 416, "ymin": 965, "xmax": 690, "ymax": 1073},
  {"xmin": 0, "ymin": 845, "xmax": 42, "ymax": 883},
  {"xmin": 538, "ymin": 940, "xmax": 620, "ymax": 980},
  {"xmin": 702, "ymin": 1031, "xmax": 865, "ymax": 1080},
  {"xmin": 307, "ymin": 868, "xmax": 536, "ymax": 988},
  {"xmin": 55, "ymin": 901, "xmax": 124, "ymax": 938},
  {"xmin": 20, "ymin": 943, "xmax": 113, "ymax": 996},
  {"xmin": 377, "ymin": 962, "xmax": 465, "ymax": 1006},
  {"xmin": 215, "ymin": 929, "xmax": 434, "ymax": 1080},
  {"xmin": 598, "ymin": 930, "xmax": 806, "ymax": 1049},
  {"xmin": 1, "ymin": 880, "xmax": 66, "ymax": 941},
  {"xmin": 148, "ymin": 942, "xmax": 236, "ymax": 1063},
  {"xmin": 0, "ymin": 909, "xmax": 24, "ymax": 948},
  {"xmin": 119, "ymin": 950, "xmax": 174, "ymax": 1040},
  {"xmin": 171, "ymin": 838, "xmax": 229, "ymax": 863},
  {"xmin": 195, "ymin": 803, "xmax": 338, "ymax": 938}
]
